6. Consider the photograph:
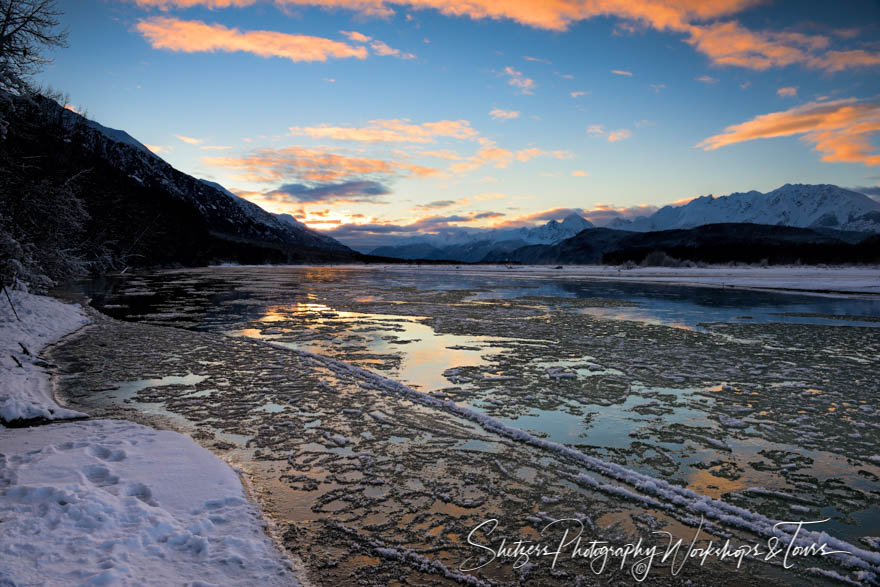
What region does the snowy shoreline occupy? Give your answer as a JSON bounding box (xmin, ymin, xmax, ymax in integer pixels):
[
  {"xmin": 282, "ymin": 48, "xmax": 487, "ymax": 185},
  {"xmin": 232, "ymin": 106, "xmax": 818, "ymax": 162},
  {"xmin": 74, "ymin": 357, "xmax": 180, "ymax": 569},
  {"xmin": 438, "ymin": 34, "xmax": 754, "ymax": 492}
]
[{"xmin": 0, "ymin": 290, "xmax": 299, "ymax": 586}]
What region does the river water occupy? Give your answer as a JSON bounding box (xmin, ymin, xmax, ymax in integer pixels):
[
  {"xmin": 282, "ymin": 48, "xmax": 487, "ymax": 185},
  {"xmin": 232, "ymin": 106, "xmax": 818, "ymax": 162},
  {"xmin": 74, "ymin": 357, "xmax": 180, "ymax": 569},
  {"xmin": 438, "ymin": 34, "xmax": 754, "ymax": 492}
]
[{"xmin": 52, "ymin": 265, "xmax": 880, "ymax": 585}]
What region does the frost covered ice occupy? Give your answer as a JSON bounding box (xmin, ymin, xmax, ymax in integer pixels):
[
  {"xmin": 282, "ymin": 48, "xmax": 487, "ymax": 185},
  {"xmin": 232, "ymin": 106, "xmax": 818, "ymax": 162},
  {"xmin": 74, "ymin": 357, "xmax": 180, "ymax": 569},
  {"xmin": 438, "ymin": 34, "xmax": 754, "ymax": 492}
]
[{"xmin": 0, "ymin": 290, "xmax": 298, "ymax": 585}]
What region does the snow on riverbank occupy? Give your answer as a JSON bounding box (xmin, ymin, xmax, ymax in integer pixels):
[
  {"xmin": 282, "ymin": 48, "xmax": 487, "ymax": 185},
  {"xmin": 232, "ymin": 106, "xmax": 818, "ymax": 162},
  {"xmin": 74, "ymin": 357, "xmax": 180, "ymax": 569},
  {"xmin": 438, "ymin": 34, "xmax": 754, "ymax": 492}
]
[
  {"xmin": 1, "ymin": 290, "xmax": 90, "ymax": 422},
  {"xmin": 0, "ymin": 419, "xmax": 295, "ymax": 586},
  {"xmin": 0, "ymin": 290, "xmax": 299, "ymax": 585}
]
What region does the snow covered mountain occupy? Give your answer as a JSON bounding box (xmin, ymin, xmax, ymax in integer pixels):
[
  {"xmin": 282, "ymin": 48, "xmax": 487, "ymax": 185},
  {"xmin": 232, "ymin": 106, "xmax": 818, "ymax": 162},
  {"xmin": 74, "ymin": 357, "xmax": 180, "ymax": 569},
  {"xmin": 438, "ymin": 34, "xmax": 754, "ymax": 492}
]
[
  {"xmin": 370, "ymin": 213, "xmax": 593, "ymax": 261},
  {"xmin": 51, "ymin": 101, "xmax": 354, "ymax": 258},
  {"xmin": 610, "ymin": 184, "xmax": 880, "ymax": 233},
  {"xmin": 0, "ymin": 94, "xmax": 361, "ymax": 283}
]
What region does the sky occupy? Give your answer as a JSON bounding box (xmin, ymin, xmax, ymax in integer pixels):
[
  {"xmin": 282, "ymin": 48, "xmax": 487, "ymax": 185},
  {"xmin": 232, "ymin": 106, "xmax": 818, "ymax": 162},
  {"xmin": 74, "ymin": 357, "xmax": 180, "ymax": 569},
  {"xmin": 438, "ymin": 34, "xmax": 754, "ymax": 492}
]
[{"xmin": 40, "ymin": 0, "xmax": 880, "ymax": 250}]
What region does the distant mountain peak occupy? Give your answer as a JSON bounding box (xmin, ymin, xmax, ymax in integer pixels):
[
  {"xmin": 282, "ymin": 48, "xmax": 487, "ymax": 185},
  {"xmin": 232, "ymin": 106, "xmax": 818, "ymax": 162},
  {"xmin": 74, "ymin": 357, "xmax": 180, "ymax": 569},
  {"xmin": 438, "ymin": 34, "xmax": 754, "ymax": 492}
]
[
  {"xmin": 364, "ymin": 213, "xmax": 592, "ymax": 260},
  {"xmin": 615, "ymin": 184, "xmax": 880, "ymax": 234}
]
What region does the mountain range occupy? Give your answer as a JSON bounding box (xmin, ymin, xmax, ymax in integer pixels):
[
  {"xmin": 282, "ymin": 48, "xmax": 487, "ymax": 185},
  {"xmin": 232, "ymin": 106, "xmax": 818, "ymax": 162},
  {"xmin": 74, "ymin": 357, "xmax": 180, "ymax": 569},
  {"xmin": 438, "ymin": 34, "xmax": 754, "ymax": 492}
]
[
  {"xmin": 0, "ymin": 94, "xmax": 363, "ymax": 288},
  {"xmin": 484, "ymin": 223, "xmax": 880, "ymax": 266},
  {"xmin": 369, "ymin": 213, "xmax": 593, "ymax": 261},
  {"xmin": 366, "ymin": 184, "xmax": 880, "ymax": 263},
  {"xmin": 3, "ymin": 94, "xmax": 879, "ymax": 289},
  {"xmin": 609, "ymin": 184, "xmax": 880, "ymax": 233}
]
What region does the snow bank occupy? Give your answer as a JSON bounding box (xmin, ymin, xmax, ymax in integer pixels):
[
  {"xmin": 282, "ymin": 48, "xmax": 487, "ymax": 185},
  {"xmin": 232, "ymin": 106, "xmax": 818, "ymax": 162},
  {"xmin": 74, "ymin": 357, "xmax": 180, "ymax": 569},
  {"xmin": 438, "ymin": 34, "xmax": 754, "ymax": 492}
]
[
  {"xmin": 0, "ymin": 289, "xmax": 90, "ymax": 423},
  {"xmin": 0, "ymin": 419, "xmax": 297, "ymax": 586},
  {"xmin": 1, "ymin": 291, "xmax": 299, "ymax": 585}
]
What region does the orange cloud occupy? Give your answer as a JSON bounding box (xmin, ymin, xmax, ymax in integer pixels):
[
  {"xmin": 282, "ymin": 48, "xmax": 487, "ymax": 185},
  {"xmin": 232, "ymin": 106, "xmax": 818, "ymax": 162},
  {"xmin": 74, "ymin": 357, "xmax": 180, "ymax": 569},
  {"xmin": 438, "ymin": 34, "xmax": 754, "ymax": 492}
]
[
  {"xmin": 175, "ymin": 134, "xmax": 204, "ymax": 144},
  {"xmin": 697, "ymin": 98, "xmax": 880, "ymax": 166},
  {"xmin": 611, "ymin": 69, "xmax": 633, "ymax": 76},
  {"xmin": 131, "ymin": 2, "xmax": 880, "ymax": 73},
  {"xmin": 419, "ymin": 149, "xmax": 464, "ymax": 160},
  {"xmin": 502, "ymin": 66, "xmax": 535, "ymax": 94},
  {"xmin": 776, "ymin": 86, "xmax": 797, "ymax": 98},
  {"xmin": 340, "ymin": 30, "xmax": 371, "ymax": 42},
  {"xmin": 447, "ymin": 142, "xmax": 569, "ymax": 174},
  {"xmin": 135, "ymin": 17, "xmax": 368, "ymax": 62},
  {"xmin": 369, "ymin": 39, "xmax": 416, "ymax": 59},
  {"xmin": 807, "ymin": 50, "xmax": 880, "ymax": 72},
  {"xmin": 684, "ymin": 21, "xmax": 827, "ymax": 71},
  {"xmin": 588, "ymin": 126, "xmax": 631, "ymax": 142},
  {"xmin": 288, "ymin": 119, "xmax": 477, "ymax": 143},
  {"xmin": 205, "ymin": 146, "xmax": 440, "ymax": 182},
  {"xmin": 489, "ymin": 108, "xmax": 520, "ymax": 120},
  {"xmin": 132, "ymin": 0, "xmax": 752, "ymax": 31}
]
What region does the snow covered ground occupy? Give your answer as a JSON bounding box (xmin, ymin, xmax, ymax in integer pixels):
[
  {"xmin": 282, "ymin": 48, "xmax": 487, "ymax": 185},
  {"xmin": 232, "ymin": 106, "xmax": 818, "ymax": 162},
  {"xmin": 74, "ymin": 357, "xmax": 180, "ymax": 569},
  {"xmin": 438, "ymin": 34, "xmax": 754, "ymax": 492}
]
[
  {"xmin": 0, "ymin": 290, "xmax": 298, "ymax": 585},
  {"xmin": 1, "ymin": 290, "xmax": 89, "ymax": 422}
]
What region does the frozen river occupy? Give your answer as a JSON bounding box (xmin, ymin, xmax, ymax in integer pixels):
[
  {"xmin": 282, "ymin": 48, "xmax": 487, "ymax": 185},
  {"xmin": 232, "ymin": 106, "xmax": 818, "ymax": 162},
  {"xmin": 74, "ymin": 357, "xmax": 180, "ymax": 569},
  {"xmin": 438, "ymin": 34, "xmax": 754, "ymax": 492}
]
[{"xmin": 53, "ymin": 265, "xmax": 880, "ymax": 585}]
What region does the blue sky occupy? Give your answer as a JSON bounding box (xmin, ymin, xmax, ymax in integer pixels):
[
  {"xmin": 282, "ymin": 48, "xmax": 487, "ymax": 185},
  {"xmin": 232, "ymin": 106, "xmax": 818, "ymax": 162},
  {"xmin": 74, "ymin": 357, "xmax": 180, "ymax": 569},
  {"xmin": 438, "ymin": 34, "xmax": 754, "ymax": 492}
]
[{"xmin": 40, "ymin": 1, "xmax": 880, "ymax": 248}]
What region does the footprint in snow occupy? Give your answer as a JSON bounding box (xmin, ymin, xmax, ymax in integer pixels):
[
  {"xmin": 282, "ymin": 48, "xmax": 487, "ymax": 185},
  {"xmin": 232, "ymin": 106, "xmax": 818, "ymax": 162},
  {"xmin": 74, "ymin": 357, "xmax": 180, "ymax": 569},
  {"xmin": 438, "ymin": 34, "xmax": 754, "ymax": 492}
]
[
  {"xmin": 83, "ymin": 464, "xmax": 120, "ymax": 488},
  {"xmin": 86, "ymin": 445, "xmax": 127, "ymax": 462},
  {"xmin": 124, "ymin": 482, "xmax": 157, "ymax": 506}
]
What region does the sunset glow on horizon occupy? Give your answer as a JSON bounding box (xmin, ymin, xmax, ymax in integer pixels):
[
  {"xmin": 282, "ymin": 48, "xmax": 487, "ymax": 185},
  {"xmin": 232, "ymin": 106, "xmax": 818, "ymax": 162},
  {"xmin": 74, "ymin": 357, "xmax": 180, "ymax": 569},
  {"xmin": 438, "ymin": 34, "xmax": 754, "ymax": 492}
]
[{"xmin": 43, "ymin": 0, "xmax": 880, "ymax": 249}]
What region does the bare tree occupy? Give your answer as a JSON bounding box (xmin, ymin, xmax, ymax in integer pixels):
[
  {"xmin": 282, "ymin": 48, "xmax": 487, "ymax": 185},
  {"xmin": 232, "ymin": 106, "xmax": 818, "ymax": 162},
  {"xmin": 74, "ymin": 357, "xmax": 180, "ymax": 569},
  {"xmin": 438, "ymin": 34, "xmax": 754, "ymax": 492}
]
[{"xmin": 0, "ymin": 0, "xmax": 67, "ymax": 94}]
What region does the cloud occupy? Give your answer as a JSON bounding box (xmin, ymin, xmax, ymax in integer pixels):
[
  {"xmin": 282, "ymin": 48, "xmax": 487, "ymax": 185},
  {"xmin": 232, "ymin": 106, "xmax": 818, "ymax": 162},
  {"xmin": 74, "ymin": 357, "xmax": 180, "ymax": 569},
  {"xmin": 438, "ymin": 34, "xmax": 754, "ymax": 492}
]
[
  {"xmin": 501, "ymin": 66, "xmax": 536, "ymax": 94},
  {"xmin": 650, "ymin": 83, "xmax": 665, "ymax": 93},
  {"xmin": 135, "ymin": 17, "xmax": 368, "ymax": 62},
  {"xmin": 524, "ymin": 55, "xmax": 551, "ymax": 64},
  {"xmin": 472, "ymin": 211, "xmax": 504, "ymax": 219},
  {"xmin": 695, "ymin": 75, "xmax": 718, "ymax": 84},
  {"xmin": 200, "ymin": 144, "xmax": 233, "ymax": 150},
  {"xmin": 205, "ymin": 146, "xmax": 440, "ymax": 182},
  {"xmin": 340, "ymin": 30, "xmax": 371, "ymax": 42},
  {"xmin": 145, "ymin": 144, "xmax": 167, "ymax": 154},
  {"xmin": 419, "ymin": 149, "xmax": 464, "ymax": 160},
  {"xmin": 588, "ymin": 125, "xmax": 631, "ymax": 142},
  {"xmin": 489, "ymin": 108, "xmax": 520, "ymax": 120},
  {"xmin": 697, "ymin": 98, "xmax": 880, "ymax": 166},
  {"xmin": 288, "ymin": 118, "xmax": 477, "ymax": 143},
  {"xmin": 413, "ymin": 199, "xmax": 459, "ymax": 210},
  {"xmin": 325, "ymin": 211, "xmax": 499, "ymax": 243},
  {"xmin": 448, "ymin": 141, "xmax": 569, "ymax": 174},
  {"xmin": 131, "ymin": 0, "xmax": 750, "ymax": 32},
  {"xmin": 611, "ymin": 69, "xmax": 632, "ymax": 76},
  {"xmin": 175, "ymin": 134, "xmax": 204, "ymax": 144},
  {"xmin": 571, "ymin": 170, "xmax": 588, "ymax": 176},
  {"xmin": 777, "ymin": 86, "xmax": 798, "ymax": 98},
  {"xmin": 515, "ymin": 147, "xmax": 544, "ymax": 162},
  {"xmin": 492, "ymin": 203, "xmax": 658, "ymax": 228},
  {"xmin": 851, "ymin": 185, "xmax": 880, "ymax": 199},
  {"xmin": 131, "ymin": 2, "xmax": 880, "ymax": 73},
  {"xmin": 682, "ymin": 21, "xmax": 880, "ymax": 73},
  {"xmin": 570, "ymin": 91, "xmax": 586, "ymax": 98},
  {"xmin": 807, "ymin": 50, "xmax": 880, "ymax": 72},
  {"xmin": 270, "ymin": 180, "xmax": 390, "ymax": 202},
  {"xmin": 369, "ymin": 39, "xmax": 416, "ymax": 59}
]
